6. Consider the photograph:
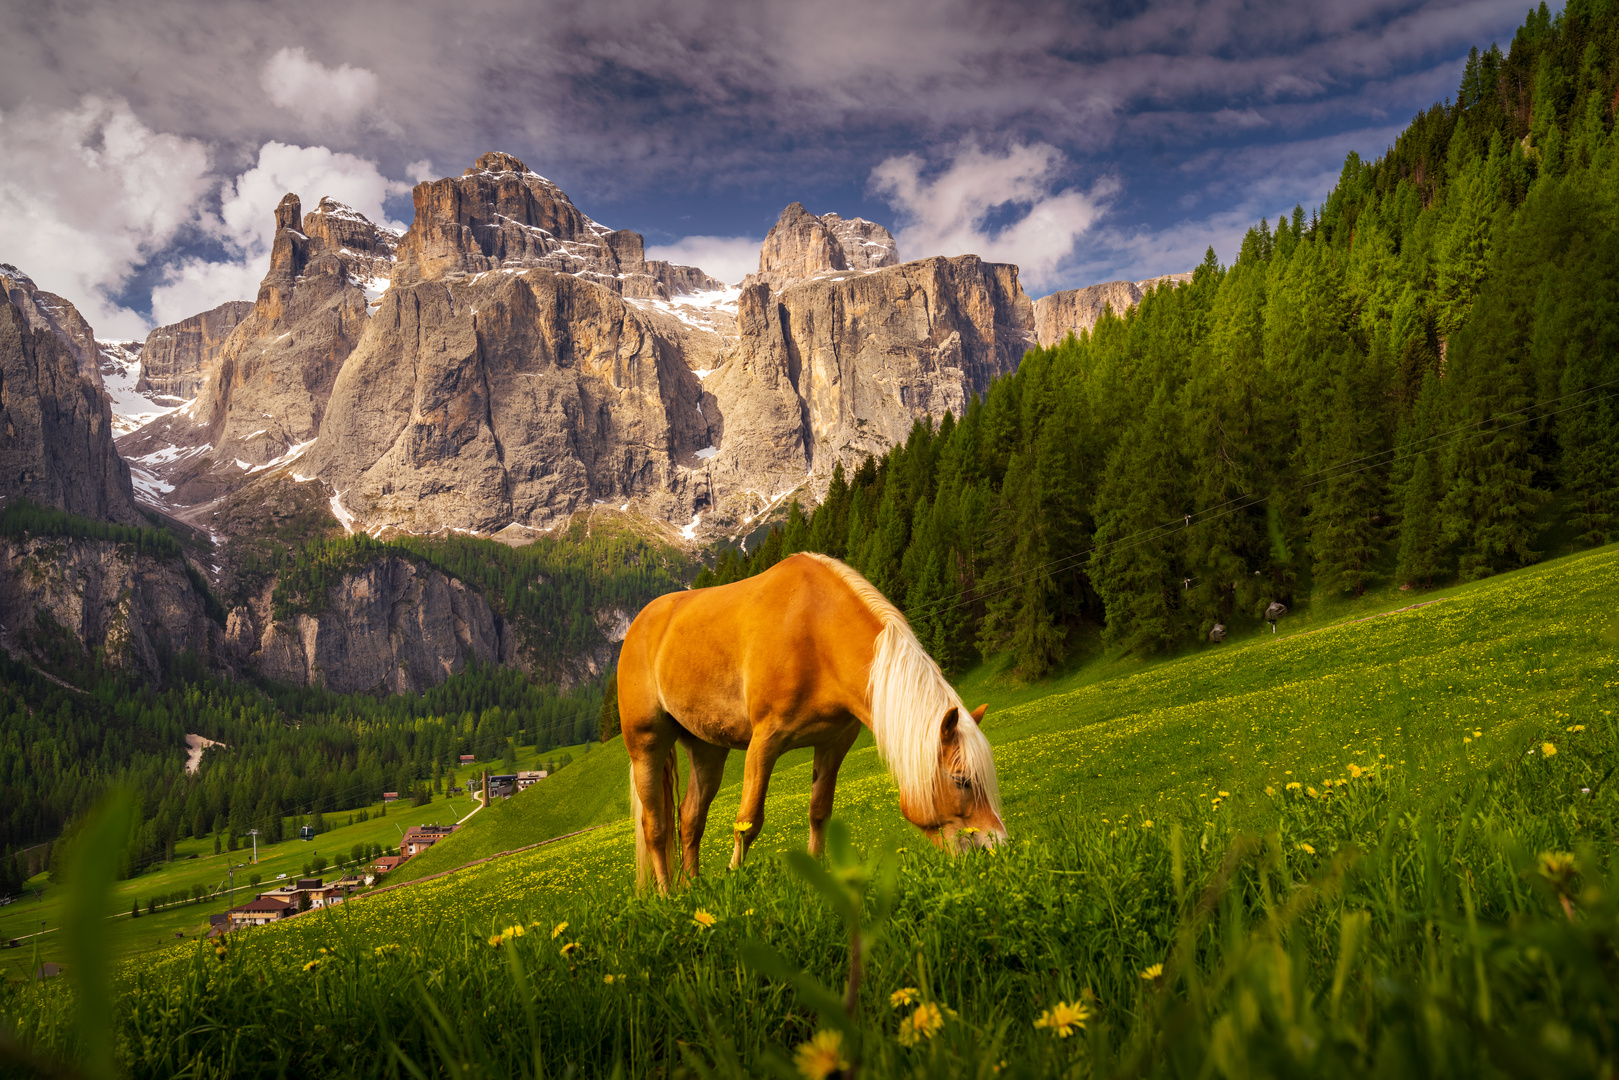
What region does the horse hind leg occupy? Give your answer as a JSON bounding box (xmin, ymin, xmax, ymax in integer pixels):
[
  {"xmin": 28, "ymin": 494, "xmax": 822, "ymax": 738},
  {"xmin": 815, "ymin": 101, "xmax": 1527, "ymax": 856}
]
[
  {"xmin": 808, "ymin": 723, "xmax": 860, "ymax": 856},
  {"xmin": 679, "ymin": 739, "xmax": 729, "ymax": 879},
  {"xmin": 630, "ymin": 740, "xmax": 678, "ymax": 892}
]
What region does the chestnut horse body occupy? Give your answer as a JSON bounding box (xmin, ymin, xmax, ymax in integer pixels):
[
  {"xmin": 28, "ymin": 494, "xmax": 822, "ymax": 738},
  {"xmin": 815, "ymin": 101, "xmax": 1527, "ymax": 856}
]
[{"xmin": 618, "ymin": 551, "xmax": 1005, "ymax": 890}]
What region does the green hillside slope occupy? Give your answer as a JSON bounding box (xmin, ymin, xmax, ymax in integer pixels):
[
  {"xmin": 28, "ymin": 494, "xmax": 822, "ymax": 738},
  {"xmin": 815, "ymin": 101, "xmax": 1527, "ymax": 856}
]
[
  {"xmin": 386, "ymin": 544, "xmax": 1617, "ymax": 887},
  {"xmin": 14, "ymin": 542, "xmax": 1605, "ymax": 1078}
]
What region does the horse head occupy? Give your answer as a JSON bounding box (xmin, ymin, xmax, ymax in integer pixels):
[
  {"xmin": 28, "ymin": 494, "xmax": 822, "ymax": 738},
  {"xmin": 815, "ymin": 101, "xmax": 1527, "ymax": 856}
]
[{"xmin": 906, "ymin": 704, "xmax": 1007, "ymax": 851}]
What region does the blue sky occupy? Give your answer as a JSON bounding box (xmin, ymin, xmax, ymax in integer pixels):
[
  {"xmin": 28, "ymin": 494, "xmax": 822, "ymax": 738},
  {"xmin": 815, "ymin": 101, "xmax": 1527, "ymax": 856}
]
[{"xmin": 0, "ymin": 0, "xmax": 1539, "ymax": 338}]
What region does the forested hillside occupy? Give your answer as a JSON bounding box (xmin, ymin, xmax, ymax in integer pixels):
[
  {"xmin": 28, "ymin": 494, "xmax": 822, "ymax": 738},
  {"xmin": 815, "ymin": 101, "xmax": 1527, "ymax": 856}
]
[
  {"xmin": 0, "ymin": 651, "xmax": 606, "ymax": 884},
  {"xmin": 705, "ymin": 0, "xmax": 1619, "ymax": 677},
  {"xmin": 0, "ymin": 511, "xmax": 692, "ymax": 883}
]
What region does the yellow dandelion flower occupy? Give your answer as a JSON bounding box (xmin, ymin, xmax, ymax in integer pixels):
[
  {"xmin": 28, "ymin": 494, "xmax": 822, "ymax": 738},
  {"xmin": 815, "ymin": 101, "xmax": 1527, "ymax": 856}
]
[
  {"xmin": 734, "ymin": 821, "xmax": 753, "ymax": 832},
  {"xmin": 1569, "ymin": 725, "xmax": 1585, "ymax": 733},
  {"xmin": 1538, "ymin": 851, "xmax": 1577, "ymax": 885},
  {"xmin": 1142, "ymin": 820, "xmax": 1153, "ymax": 828},
  {"xmin": 1473, "ymin": 730, "xmax": 1482, "ymax": 738},
  {"xmin": 1265, "ymin": 786, "xmax": 1276, "ymax": 797},
  {"xmin": 1542, "ymin": 743, "xmax": 1557, "ymax": 757},
  {"xmin": 1298, "ymin": 843, "xmax": 1316, "ymax": 855},
  {"xmin": 1286, "ymin": 782, "xmax": 1302, "ymax": 791},
  {"xmin": 603, "ymin": 974, "xmax": 615, "ymax": 985},
  {"xmin": 1347, "ymin": 764, "xmax": 1362, "ymax": 779},
  {"xmin": 1218, "ymin": 791, "xmax": 1230, "ymax": 798},
  {"xmin": 550, "ymin": 921, "xmax": 569, "ymax": 939},
  {"xmin": 890, "ymin": 987, "xmax": 919, "ymax": 1009},
  {"xmin": 302, "ymin": 959, "xmax": 321, "ymax": 972},
  {"xmin": 898, "ymin": 1002, "xmax": 947, "ymax": 1046},
  {"xmin": 692, "ymin": 909, "xmax": 716, "ymax": 929},
  {"xmin": 794, "ymin": 1030, "xmax": 848, "ymax": 1080},
  {"xmin": 559, "ymin": 942, "xmax": 579, "ymax": 957},
  {"xmin": 744, "ymin": 908, "xmax": 755, "ymax": 916},
  {"xmin": 1033, "ymin": 1000, "xmax": 1091, "ymax": 1038},
  {"xmin": 1306, "ymin": 787, "xmax": 1319, "ymax": 798},
  {"xmin": 1464, "ymin": 737, "xmax": 1472, "ymax": 744},
  {"xmin": 489, "ymin": 933, "xmax": 505, "ymax": 948},
  {"xmin": 1140, "ymin": 963, "xmax": 1164, "ymax": 980},
  {"xmin": 214, "ymin": 944, "xmax": 228, "ymax": 961},
  {"xmin": 508, "ymin": 924, "xmax": 524, "ymax": 938}
]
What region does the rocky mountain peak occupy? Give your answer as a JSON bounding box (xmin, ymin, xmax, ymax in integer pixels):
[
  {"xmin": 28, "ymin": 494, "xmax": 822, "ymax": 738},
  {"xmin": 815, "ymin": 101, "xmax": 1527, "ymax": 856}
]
[
  {"xmin": 393, "ymin": 154, "xmax": 722, "ymax": 300},
  {"xmin": 0, "ymin": 263, "xmax": 103, "ymax": 387},
  {"xmin": 467, "ymin": 150, "xmax": 537, "ymax": 176},
  {"xmin": 1, "ymin": 269, "xmax": 139, "ymax": 523},
  {"xmin": 745, "ymin": 203, "xmax": 899, "ymax": 291},
  {"xmin": 274, "ymin": 192, "xmax": 303, "ymax": 232}
]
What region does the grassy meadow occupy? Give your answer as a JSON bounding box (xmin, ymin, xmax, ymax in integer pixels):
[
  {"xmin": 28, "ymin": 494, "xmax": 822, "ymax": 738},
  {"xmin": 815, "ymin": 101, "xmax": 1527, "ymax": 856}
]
[{"xmin": 2, "ymin": 544, "xmax": 1616, "ymax": 1077}]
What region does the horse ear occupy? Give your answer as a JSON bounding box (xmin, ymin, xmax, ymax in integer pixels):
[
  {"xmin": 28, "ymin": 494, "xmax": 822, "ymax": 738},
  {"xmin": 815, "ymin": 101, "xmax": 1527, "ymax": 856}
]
[
  {"xmin": 970, "ymin": 704, "xmax": 988, "ymax": 726},
  {"xmin": 940, "ymin": 707, "xmax": 960, "ymax": 743}
]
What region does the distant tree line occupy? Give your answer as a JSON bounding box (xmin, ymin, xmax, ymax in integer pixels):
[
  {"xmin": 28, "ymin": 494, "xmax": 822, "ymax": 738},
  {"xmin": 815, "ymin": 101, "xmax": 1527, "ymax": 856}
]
[
  {"xmin": 0, "ymin": 649, "xmax": 606, "ymax": 884},
  {"xmin": 702, "ymin": 3, "xmax": 1619, "ymax": 678}
]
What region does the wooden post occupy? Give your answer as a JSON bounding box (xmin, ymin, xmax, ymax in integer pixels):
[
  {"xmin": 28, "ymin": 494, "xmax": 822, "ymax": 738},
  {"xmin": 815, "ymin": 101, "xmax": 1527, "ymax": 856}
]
[{"xmin": 482, "ymin": 770, "xmax": 490, "ymax": 806}]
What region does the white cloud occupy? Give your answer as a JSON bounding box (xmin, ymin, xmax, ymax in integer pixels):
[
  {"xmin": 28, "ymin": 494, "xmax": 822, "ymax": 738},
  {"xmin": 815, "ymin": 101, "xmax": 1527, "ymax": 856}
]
[
  {"xmin": 0, "ymin": 96, "xmax": 213, "ymax": 338},
  {"xmin": 262, "ymin": 47, "xmax": 381, "ymax": 130},
  {"xmin": 151, "ymin": 141, "xmax": 410, "ymax": 326},
  {"xmin": 645, "ymin": 235, "xmax": 762, "ymax": 287},
  {"xmin": 869, "ymin": 142, "xmax": 1115, "ymax": 292}
]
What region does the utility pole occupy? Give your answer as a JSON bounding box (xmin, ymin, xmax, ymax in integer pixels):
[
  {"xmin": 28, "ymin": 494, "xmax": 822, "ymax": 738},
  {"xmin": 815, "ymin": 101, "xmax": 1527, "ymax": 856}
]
[{"xmin": 247, "ymin": 829, "xmax": 260, "ymax": 864}]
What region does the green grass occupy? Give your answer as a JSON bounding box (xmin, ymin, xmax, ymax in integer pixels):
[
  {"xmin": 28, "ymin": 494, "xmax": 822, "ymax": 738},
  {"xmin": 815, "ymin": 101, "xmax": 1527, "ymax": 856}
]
[{"xmin": 4, "ymin": 544, "xmax": 1618, "ymax": 1078}]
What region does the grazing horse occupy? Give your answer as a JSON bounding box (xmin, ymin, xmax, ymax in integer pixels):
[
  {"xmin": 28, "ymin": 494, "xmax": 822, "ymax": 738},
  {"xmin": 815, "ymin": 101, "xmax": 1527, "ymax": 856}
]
[{"xmin": 618, "ymin": 552, "xmax": 1006, "ymax": 891}]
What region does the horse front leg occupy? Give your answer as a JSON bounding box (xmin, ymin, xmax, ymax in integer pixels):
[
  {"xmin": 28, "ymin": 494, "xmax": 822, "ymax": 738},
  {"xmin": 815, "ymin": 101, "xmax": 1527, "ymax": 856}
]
[
  {"xmin": 808, "ymin": 723, "xmax": 860, "ymax": 856},
  {"xmin": 731, "ymin": 732, "xmax": 785, "ymax": 869},
  {"xmin": 680, "ymin": 739, "xmax": 729, "ymax": 879}
]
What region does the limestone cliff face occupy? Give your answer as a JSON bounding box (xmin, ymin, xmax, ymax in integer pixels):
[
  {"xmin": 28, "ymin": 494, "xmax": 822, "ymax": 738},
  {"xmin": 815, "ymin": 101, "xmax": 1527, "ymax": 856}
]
[
  {"xmin": 251, "ymin": 557, "xmax": 512, "ymax": 694},
  {"xmin": 0, "ymin": 295, "xmax": 140, "ymax": 524},
  {"xmin": 703, "ymin": 254, "xmax": 1034, "ymax": 515},
  {"xmin": 1031, "ymin": 273, "xmax": 1193, "ymax": 347},
  {"xmin": 117, "ymin": 195, "xmax": 396, "ymax": 505},
  {"xmin": 0, "ymin": 536, "xmax": 220, "ymax": 681},
  {"xmin": 136, "ymin": 300, "xmax": 254, "ymax": 399},
  {"xmin": 393, "ymin": 152, "xmax": 716, "ymax": 300},
  {"xmin": 0, "ymin": 265, "xmax": 102, "ymax": 387},
  {"xmin": 744, "ymin": 204, "xmax": 899, "ymax": 292},
  {"xmin": 302, "ymin": 266, "xmax": 710, "ymax": 533}
]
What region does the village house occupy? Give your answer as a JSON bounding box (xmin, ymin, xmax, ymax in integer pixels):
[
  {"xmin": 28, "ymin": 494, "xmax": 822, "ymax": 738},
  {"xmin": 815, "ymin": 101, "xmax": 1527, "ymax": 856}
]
[
  {"xmin": 401, "ymin": 824, "xmax": 459, "ymax": 856},
  {"xmin": 227, "ymin": 896, "xmax": 291, "ymax": 930},
  {"xmin": 458, "ymin": 754, "xmax": 475, "ymax": 764},
  {"xmin": 515, "ymin": 770, "xmax": 548, "ymax": 791},
  {"xmin": 372, "ymin": 855, "xmax": 405, "ymax": 875}
]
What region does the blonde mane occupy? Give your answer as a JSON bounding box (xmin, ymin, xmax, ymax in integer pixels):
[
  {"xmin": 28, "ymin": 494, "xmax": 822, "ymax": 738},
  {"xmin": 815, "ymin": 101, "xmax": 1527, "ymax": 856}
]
[{"xmin": 801, "ymin": 553, "xmax": 1002, "ymax": 821}]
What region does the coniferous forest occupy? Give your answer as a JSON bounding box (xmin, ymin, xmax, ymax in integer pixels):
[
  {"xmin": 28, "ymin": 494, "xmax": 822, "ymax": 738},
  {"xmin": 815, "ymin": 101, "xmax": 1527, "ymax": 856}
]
[{"xmin": 701, "ymin": 2, "xmax": 1619, "ymax": 678}]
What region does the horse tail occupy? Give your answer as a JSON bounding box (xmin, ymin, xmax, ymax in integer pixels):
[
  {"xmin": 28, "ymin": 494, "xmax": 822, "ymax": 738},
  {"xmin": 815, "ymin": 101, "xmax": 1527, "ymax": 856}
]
[{"xmin": 631, "ymin": 745, "xmax": 679, "ymax": 890}]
